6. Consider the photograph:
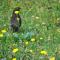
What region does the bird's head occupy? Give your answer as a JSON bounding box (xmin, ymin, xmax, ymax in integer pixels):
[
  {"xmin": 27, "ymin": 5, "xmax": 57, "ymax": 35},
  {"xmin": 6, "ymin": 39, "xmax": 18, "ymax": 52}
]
[{"xmin": 13, "ymin": 7, "xmax": 21, "ymax": 14}]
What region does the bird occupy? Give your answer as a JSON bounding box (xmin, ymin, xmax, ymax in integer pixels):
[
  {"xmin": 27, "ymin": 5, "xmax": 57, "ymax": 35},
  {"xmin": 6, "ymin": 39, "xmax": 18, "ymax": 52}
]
[{"xmin": 10, "ymin": 7, "xmax": 21, "ymax": 32}]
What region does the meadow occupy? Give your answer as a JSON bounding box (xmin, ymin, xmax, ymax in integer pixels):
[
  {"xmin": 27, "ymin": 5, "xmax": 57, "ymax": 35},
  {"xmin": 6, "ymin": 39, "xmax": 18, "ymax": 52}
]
[{"xmin": 0, "ymin": 0, "xmax": 60, "ymax": 60}]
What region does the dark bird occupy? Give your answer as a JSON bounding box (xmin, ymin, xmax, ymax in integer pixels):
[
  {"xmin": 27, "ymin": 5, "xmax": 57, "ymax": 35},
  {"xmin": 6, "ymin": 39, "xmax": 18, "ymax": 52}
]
[{"xmin": 10, "ymin": 7, "xmax": 21, "ymax": 32}]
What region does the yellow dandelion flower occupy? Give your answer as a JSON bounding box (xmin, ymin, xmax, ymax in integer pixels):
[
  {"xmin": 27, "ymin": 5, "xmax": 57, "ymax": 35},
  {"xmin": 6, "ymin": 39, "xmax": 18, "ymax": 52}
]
[
  {"xmin": 12, "ymin": 48, "xmax": 18, "ymax": 53},
  {"xmin": 31, "ymin": 38, "xmax": 35, "ymax": 42},
  {"xmin": 15, "ymin": 11, "xmax": 19, "ymax": 14},
  {"xmin": 29, "ymin": 49, "xmax": 33, "ymax": 53},
  {"xmin": 1, "ymin": 29, "xmax": 7, "ymax": 33},
  {"xmin": 12, "ymin": 58, "xmax": 16, "ymax": 60},
  {"xmin": 40, "ymin": 50, "xmax": 47, "ymax": 55},
  {"xmin": 49, "ymin": 57, "xmax": 55, "ymax": 60},
  {"xmin": 25, "ymin": 41, "xmax": 29, "ymax": 45},
  {"xmin": 0, "ymin": 34, "xmax": 3, "ymax": 37}
]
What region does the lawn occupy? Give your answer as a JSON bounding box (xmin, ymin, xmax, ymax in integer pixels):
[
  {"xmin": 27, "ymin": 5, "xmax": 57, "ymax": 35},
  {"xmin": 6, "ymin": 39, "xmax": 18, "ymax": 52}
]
[{"xmin": 0, "ymin": 0, "xmax": 60, "ymax": 60}]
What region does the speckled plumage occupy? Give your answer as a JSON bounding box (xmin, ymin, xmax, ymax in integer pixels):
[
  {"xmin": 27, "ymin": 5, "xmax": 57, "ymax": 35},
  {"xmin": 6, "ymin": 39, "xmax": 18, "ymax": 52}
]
[{"xmin": 11, "ymin": 7, "xmax": 21, "ymax": 32}]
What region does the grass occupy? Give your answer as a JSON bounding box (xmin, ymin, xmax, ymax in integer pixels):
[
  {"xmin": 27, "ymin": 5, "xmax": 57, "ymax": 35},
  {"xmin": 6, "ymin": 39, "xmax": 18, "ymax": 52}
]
[{"xmin": 0, "ymin": 0, "xmax": 60, "ymax": 60}]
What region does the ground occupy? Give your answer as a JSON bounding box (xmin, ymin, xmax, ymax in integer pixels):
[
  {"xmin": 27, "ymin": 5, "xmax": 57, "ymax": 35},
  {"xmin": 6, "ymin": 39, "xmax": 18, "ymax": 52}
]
[{"xmin": 0, "ymin": 0, "xmax": 60, "ymax": 60}]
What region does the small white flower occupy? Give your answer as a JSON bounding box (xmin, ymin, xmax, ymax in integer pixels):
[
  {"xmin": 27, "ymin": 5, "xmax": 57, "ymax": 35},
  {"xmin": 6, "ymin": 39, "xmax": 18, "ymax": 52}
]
[
  {"xmin": 32, "ymin": 15, "xmax": 35, "ymax": 18},
  {"xmin": 57, "ymin": 29, "xmax": 60, "ymax": 32},
  {"xmin": 42, "ymin": 22, "xmax": 46, "ymax": 25},
  {"xmin": 57, "ymin": 18, "xmax": 60, "ymax": 20},
  {"xmin": 40, "ymin": 37, "xmax": 43, "ymax": 40},
  {"xmin": 36, "ymin": 17, "xmax": 39, "ymax": 19}
]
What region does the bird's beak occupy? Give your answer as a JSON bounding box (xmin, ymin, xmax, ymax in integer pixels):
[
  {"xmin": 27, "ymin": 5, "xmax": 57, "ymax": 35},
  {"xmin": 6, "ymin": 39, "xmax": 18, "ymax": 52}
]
[{"xmin": 15, "ymin": 11, "xmax": 20, "ymax": 14}]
